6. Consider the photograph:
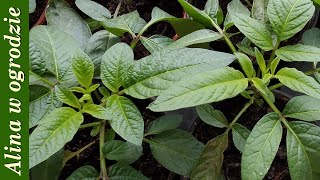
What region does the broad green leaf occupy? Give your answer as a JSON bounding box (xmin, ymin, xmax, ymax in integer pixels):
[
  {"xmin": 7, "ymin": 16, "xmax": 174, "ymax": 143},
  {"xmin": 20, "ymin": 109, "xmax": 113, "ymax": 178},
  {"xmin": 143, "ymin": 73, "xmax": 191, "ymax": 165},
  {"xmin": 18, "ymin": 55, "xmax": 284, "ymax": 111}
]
[
  {"xmin": 107, "ymin": 95, "xmax": 143, "ymax": 145},
  {"xmin": 302, "ymin": 28, "xmax": 320, "ymax": 48},
  {"xmin": 234, "ymin": 52, "xmax": 255, "ymax": 78},
  {"xmin": 252, "ymin": 78, "xmax": 275, "ymax": 103},
  {"xmin": 204, "ymin": 0, "xmax": 219, "ymax": 21},
  {"xmin": 241, "ymin": 113, "xmax": 282, "ymax": 179},
  {"xmin": 46, "ymin": 0, "xmax": 91, "ymax": 49},
  {"xmin": 72, "ymin": 49, "xmax": 94, "ymax": 88},
  {"xmin": 283, "ymin": 95, "xmax": 320, "ymax": 121},
  {"xmin": 252, "ymin": 0, "xmax": 269, "ymax": 22},
  {"xmin": 149, "ymin": 67, "xmax": 248, "ymax": 112},
  {"xmin": 231, "ymin": 13, "xmax": 274, "ymax": 50},
  {"xmin": 196, "ymin": 104, "xmax": 228, "ymax": 128},
  {"xmin": 55, "ymin": 85, "xmax": 81, "ymax": 109},
  {"xmin": 141, "ymin": 35, "xmax": 173, "ymax": 53},
  {"xmin": 29, "ymin": 86, "xmax": 62, "ymax": 128},
  {"xmin": 169, "ymin": 29, "xmax": 223, "ymax": 48},
  {"xmin": 85, "ymin": 30, "xmax": 120, "ymax": 76},
  {"xmin": 191, "ymin": 134, "xmax": 228, "ymax": 180},
  {"xmin": 82, "ymin": 104, "xmax": 110, "ymax": 120},
  {"xmin": 170, "ymin": 19, "xmax": 206, "ymax": 37},
  {"xmin": 149, "ymin": 129, "xmax": 204, "ymax": 176},
  {"xmin": 105, "ymin": 129, "xmax": 116, "ymax": 142},
  {"xmin": 178, "ymin": 0, "xmax": 213, "ymax": 27},
  {"xmin": 232, "ymin": 123, "xmax": 250, "ymax": 152},
  {"xmin": 101, "ymin": 10, "xmax": 147, "ymax": 37},
  {"xmin": 29, "ymin": 0, "xmax": 36, "ymax": 13},
  {"xmin": 66, "ymin": 165, "xmax": 99, "ymax": 180},
  {"xmin": 101, "ymin": 43, "xmax": 134, "ymax": 92},
  {"xmin": 276, "ymin": 45, "xmax": 320, "ymax": 62},
  {"xmin": 31, "ymin": 149, "xmax": 64, "ymax": 180},
  {"xmin": 145, "ymin": 114, "xmax": 183, "ymax": 135},
  {"xmin": 287, "ymin": 121, "xmax": 320, "ymax": 179},
  {"xmin": 29, "ymin": 107, "xmax": 84, "ymax": 168},
  {"xmin": 103, "ymin": 140, "xmax": 142, "ymax": 164},
  {"xmin": 124, "ymin": 48, "xmax": 236, "ymax": 99},
  {"xmin": 276, "ymin": 68, "xmax": 320, "ymax": 99},
  {"xmin": 30, "ymin": 26, "xmax": 79, "ymax": 86},
  {"xmin": 267, "ymin": 0, "xmax": 315, "ymax": 41},
  {"xmin": 30, "ymin": 40, "xmax": 46, "ymax": 75},
  {"xmin": 108, "ymin": 164, "xmax": 148, "ymax": 180},
  {"xmin": 224, "ymin": 0, "xmax": 250, "ymax": 30},
  {"xmin": 75, "ymin": 0, "xmax": 111, "ymax": 21}
]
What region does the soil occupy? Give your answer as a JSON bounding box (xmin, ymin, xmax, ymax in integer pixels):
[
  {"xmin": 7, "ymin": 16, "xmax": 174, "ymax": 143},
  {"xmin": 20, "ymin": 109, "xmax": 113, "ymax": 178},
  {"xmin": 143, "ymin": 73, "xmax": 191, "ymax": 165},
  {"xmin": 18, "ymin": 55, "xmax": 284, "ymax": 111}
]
[{"xmin": 193, "ymin": 95, "xmax": 291, "ymax": 180}]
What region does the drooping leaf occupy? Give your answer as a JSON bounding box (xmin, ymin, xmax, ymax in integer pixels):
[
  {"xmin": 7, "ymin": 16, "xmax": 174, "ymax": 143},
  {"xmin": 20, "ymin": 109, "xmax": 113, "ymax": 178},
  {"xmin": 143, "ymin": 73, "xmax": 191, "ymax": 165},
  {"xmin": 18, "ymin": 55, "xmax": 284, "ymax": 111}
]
[
  {"xmin": 251, "ymin": 78, "xmax": 275, "ymax": 103},
  {"xmin": 82, "ymin": 104, "xmax": 110, "ymax": 120},
  {"xmin": 145, "ymin": 114, "xmax": 183, "ymax": 135},
  {"xmin": 287, "ymin": 121, "xmax": 320, "ymax": 179},
  {"xmin": 169, "ymin": 29, "xmax": 223, "ymax": 48},
  {"xmin": 101, "ymin": 43, "xmax": 134, "ymax": 92},
  {"xmin": 46, "ymin": 0, "xmax": 91, "ymax": 49},
  {"xmin": 107, "ymin": 95, "xmax": 144, "ymax": 145},
  {"xmin": 72, "ymin": 49, "xmax": 94, "ymax": 89},
  {"xmin": 75, "ymin": 0, "xmax": 111, "ymax": 21},
  {"xmin": 31, "ymin": 149, "xmax": 64, "ymax": 180},
  {"xmin": 234, "ymin": 52, "xmax": 255, "ymax": 78},
  {"xmin": 148, "ymin": 129, "xmax": 204, "ymax": 176},
  {"xmin": 231, "ymin": 13, "xmax": 274, "ymax": 51},
  {"xmin": 55, "ymin": 85, "xmax": 81, "ymax": 109},
  {"xmin": 276, "ymin": 45, "xmax": 320, "ymax": 62},
  {"xmin": 267, "ymin": 0, "xmax": 315, "ymax": 41},
  {"xmin": 241, "ymin": 113, "xmax": 282, "ymax": 179},
  {"xmin": 101, "ymin": 10, "xmax": 147, "ymax": 37},
  {"xmin": 66, "ymin": 165, "xmax": 99, "ymax": 180},
  {"xmin": 85, "ymin": 30, "xmax": 120, "ymax": 76},
  {"xmin": 224, "ymin": 0, "xmax": 250, "ymax": 31},
  {"xmin": 191, "ymin": 134, "xmax": 228, "ymax": 180},
  {"xmin": 103, "ymin": 140, "xmax": 142, "ymax": 164},
  {"xmin": 283, "ymin": 95, "xmax": 320, "ymax": 121},
  {"xmin": 29, "ymin": 107, "xmax": 84, "ymax": 168},
  {"xmin": 30, "ymin": 26, "xmax": 79, "ymax": 86},
  {"xmin": 149, "ymin": 67, "xmax": 248, "ymax": 112},
  {"xmin": 124, "ymin": 48, "xmax": 236, "ymax": 99},
  {"xmin": 141, "ymin": 35, "xmax": 174, "ymax": 53},
  {"xmin": 275, "ymin": 68, "xmax": 320, "ymax": 99},
  {"xmin": 108, "ymin": 164, "xmax": 148, "ymax": 180},
  {"xmin": 302, "ymin": 28, "xmax": 320, "ymax": 48},
  {"xmin": 196, "ymin": 104, "xmax": 228, "ymax": 128},
  {"xmin": 232, "ymin": 123, "xmax": 250, "ymax": 152}
]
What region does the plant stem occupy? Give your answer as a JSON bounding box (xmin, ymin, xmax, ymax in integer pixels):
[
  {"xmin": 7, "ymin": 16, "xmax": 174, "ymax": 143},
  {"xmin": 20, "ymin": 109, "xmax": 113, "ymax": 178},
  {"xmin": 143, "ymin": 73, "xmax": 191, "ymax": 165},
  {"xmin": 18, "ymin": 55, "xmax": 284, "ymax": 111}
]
[
  {"xmin": 80, "ymin": 122, "xmax": 101, "ymax": 129},
  {"xmin": 99, "ymin": 121, "xmax": 108, "ymax": 180},
  {"xmin": 267, "ymin": 41, "xmax": 280, "ymax": 68},
  {"xmin": 210, "ymin": 19, "xmax": 237, "ymax": 53},
  {"xmin": 225, "ymin": 96, "xmax": 255, "ymax": 133},
  {"xmin": 113, "ymin": 0, "xmax": 122, "ymax": 18},
  {"xmin": 244, "ymin": 0, "xmax": 253, "ymax": 7},
  {"xmin": 94, "ymin": 90, "xmax": 102, "ymax": 101},
  {"xmin": 62, "ymin": 140, "xmax": 96, "ymax": 166}
]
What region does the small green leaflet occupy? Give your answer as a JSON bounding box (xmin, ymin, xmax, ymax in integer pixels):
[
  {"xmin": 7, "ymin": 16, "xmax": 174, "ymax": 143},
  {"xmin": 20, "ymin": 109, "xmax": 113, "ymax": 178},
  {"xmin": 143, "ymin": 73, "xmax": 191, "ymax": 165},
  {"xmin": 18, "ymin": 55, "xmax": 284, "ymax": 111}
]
[
  {"xmin": 241, "ymin": 113, "xmax": 282, "ymax": 179},
  {"xmin": 108, "ymin": 164, "xmax": 148, "ymax": 180},
  {"xmin": 196, "ymin": 104, "xmax": 228, "ymax": 128},
  {"xmin": 82, "ymin": 104, "xmax": 110, "ymax": 120},
  {"xmin": 204, "ymin": 0, "xmax": 219, "ymax": 22},
  {"xmin": 29, "ymin": 107, "xmax": 84, "ymax": 168},
  {"xmin": 55, "ymin": 85, "xmax": 81, "ymax": 109},
  {"xmin": 148, "ymin": 129, "xmax": 204, "ymax": 176},
  {"xmin": 66, "ymin": 165, "xmax": 99, "ymax": 180},
  {"xmin": 149, "ymin": 67, "xmax": 248, "ymax": 112},
  {"xmin": 224, "ymin": 0, "xmax": 250, "ymax": 31},
  {"xmin": 75, "ymin": 0, "xmax": 111, "ymax": 21},
  {"xmin": 145, "ymin": 114, "xmax": 182, "ymax": 135},
  {"xmin": 276, "ymin": 45, "xmax": 320, "ymax": 62},
  {"xmin": 191, "ymin": 134, "xmax": 228, "ymax": 180},
  {"xmin": 234, "ymin": 52, "xmax": 254, "ymax": 78},
  {"xmin": 251, "ymin": 78, "xmax": 275, "ymax": 103},
  {"xmin": 72, "ymin": 49, "xmax": 94, "ymax": 89},
  {"xmin": 103, "ymin": 140, "xmax": 142, "ymax": 164},
  {"xmin": 232, "ymin": 123, "xmax": 250, "ymax": 152},
  {"xmin": 141, "ymin": 35, "xmax": 174, "ymax": 53},
  {"xmin": 267, "ymin": 0, "xmax": 315, "ymax": 41},
  {"xmin": 107, "ymin": 95, "xmax": 144, "ymax": 145},
  {"xmin": 283, "ymin": 95, "xmax": 320, "ymax": 121},
  {"xmin": 275, "ymin": 68, "xmax": 320, "ymax": 99}
]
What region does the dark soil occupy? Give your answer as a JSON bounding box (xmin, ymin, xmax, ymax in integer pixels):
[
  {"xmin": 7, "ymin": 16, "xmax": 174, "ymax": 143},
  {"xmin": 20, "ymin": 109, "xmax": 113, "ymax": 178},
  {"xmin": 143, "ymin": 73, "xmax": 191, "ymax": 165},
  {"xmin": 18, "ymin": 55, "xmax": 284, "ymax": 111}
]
[{"xmin": 193, "ymin": 95, "xmax": 291, "ymax": 180}]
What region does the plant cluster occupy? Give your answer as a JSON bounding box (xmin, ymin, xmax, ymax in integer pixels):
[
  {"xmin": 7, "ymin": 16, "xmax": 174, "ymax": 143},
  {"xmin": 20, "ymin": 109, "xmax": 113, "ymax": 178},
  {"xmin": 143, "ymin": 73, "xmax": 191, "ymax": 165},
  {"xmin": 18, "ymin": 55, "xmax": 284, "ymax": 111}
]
[{"xmin": 29, "ymin": 0, "xmax": 320, "ymax": 179}]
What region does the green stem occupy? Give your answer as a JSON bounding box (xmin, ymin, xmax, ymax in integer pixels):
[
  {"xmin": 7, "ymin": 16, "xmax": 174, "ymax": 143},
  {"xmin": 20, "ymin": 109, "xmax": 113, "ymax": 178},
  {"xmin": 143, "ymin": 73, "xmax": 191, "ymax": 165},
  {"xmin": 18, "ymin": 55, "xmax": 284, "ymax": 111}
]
[
  {"xmin": 117, "ymin": 89, "xmax": 125, "ymax": 96},
  {"xmin": 244, "ymin": 0, "xmax": 253, "ymax": 7},
  {"xmin": 62, "ymin": 140, "xmax": 96, "ymax": 166},
  {"xmin": 99, "ymin": 121, "xmax": 108, "ymax": 180},
  {"xmin": 80, "ymin": 122, "xmax": 101, "ymax": 129},
  {"xmin": 267, "ymin": 41, "xmax": 280, "ymax": 68},
  {"xmin": 225, "ymin": 96, "xmax": 255, "ymax": 133},
  {"xmin": 210, "ymin": 19, "xmax": 237, "ymax": 53},
  {"xmin": 30, "ymin": 71, "xmax": 56, "ymax": 88},
  {"xmin": 94, "ymin": 90, "xmax": 102, "ymax": 102}
]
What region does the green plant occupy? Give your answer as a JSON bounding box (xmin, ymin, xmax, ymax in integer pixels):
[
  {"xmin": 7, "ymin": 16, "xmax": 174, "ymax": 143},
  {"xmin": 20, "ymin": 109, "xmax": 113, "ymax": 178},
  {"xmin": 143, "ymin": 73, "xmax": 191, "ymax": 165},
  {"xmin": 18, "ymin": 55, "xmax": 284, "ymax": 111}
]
[{"xmin": 146, "ymin": 0, "xmax": 320, "ymax": 179}]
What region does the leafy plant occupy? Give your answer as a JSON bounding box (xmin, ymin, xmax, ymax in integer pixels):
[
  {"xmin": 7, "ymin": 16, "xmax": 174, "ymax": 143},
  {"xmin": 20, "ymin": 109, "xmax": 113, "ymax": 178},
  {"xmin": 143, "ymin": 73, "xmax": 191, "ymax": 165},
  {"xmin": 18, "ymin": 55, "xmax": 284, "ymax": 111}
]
[{"xmin": 29, "ymin": 0, "xmax": 320, "ymax": 179}]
